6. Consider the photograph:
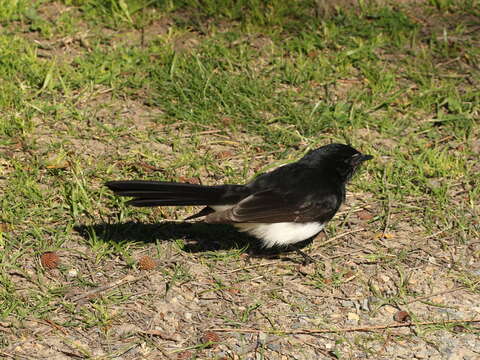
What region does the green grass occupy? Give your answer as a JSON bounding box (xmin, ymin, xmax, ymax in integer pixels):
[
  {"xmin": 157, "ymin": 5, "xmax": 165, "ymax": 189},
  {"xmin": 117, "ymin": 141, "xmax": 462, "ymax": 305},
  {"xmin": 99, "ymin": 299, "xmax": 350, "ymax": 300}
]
[{"xmin": 1, "ymin": 0, "xmax": 480, "ymax": 358}]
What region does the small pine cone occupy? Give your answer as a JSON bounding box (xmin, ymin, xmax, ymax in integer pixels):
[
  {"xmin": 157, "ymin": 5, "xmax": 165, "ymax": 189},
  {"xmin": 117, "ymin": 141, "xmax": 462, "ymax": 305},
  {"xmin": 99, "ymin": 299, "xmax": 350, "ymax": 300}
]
[
  {"xmin": 394, "ymin": 310, "xmax": 411, "ymax": 323},
  {"xmin": 176, "ymin": 351, "xmax": 193, "ymax": 360},
  {"xmin": 138, "ymin": 255, "xmax": 156, "ymax": 270},
  {"xmin": 201, "ymin": 331, "xmax": 221, "ymax": 347},
  {"xmin": 41, "ymin": 252, "xmax": 60, "ymax": 269}
]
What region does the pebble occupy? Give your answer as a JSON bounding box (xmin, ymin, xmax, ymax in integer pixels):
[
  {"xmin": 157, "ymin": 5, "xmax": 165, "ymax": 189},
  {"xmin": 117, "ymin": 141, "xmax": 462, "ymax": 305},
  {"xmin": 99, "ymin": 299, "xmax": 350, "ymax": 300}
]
[
  {"xmin": 437, "ymin": 308, "xmax": 466, "ymax": 320},
  {"xmin": 67, "ymin": 268, "xmax": 78, "ymax": 277},
  {"xmin": 324, "ymin": 343, "xmax": 334, "ymax": 350},
  {"xmin": 470, "ymin": 269, "xmax": 480, "ymax": 276},
  {"xmin": 340, "ymin": 300, "xmax": 355, "ymax": 308},
  {"xmin": 213, "ymin": 351, "xmax": 225, "ymax": 358},
  {"xmin": 360, "ymin": 298, "xmax": 370, "ymax": 311},
  {"xmin": 231, "ymin": 344, "xmax": 243, "ymax": 354},
  {"xmin": 466, "ymin": 338, "xmax": 480, "ymax": 352},
  {"xmin": 258, "ymin": 332, "xmax": 268, "ymax": 344},
  {"xmin": 267, "ymin": 343, "xmax": 281, "ymax": 352},
  {"xmin": 347, "ymin": 312, "xmax": 360, "ymax": 322},
  {"xmin": 367, "ymin": 296, "xmax": 381, "ymax": 306},
  {"xmin": 427, "ymin": 178, "xmax": 442, "ymax": 190},
  {"xmin": 114, "ymin": 323, "xmax": 139, "ymax": 337},
  {"xmin": 414, "ymin": 346, "xmax": 435, "ymax": 359}
]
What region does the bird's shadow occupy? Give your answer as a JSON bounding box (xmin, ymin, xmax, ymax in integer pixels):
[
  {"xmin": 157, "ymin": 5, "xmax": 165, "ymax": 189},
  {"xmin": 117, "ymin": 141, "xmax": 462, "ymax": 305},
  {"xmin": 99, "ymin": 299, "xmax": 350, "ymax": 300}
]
[{"xmin": 74, "ymin": 221, "xmax": 312, "ymax": 259}]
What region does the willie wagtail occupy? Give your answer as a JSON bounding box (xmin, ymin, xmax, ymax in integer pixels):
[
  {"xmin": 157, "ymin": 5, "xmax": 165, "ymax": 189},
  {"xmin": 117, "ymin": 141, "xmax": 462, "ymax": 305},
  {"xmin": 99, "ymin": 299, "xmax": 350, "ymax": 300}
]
[{"xmin": 106, "ymin": 143, "xmax": 372, "ymax": 256}]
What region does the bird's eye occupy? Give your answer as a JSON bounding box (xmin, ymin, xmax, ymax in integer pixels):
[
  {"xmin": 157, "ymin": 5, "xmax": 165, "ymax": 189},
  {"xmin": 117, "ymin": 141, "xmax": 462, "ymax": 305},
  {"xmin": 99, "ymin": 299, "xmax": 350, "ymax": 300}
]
[
  {"xmin": 345, "ymin": 153, "xmax": 360, "ymax": 162},
  {"xmin": 347, "ymin": 153, "xmax": 363, "ymax": 166}
]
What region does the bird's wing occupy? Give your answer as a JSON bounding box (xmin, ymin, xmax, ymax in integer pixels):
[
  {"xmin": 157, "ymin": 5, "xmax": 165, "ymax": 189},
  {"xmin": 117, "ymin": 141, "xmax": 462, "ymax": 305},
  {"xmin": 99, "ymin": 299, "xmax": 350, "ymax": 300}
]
[{"xmin": 205, "ymin": 190, "xmax": 339, "ymax": 224}]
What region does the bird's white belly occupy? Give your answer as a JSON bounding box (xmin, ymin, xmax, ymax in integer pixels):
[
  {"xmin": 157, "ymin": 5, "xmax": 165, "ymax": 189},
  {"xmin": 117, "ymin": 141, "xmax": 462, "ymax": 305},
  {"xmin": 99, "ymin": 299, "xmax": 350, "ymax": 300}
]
[
  {"xmin": 234, "ymin": 222, "xmax": 324, "ymax": 248},
  {"xmin": 211, "ymin": 205, "xmax": 324, "ymax": 247}
]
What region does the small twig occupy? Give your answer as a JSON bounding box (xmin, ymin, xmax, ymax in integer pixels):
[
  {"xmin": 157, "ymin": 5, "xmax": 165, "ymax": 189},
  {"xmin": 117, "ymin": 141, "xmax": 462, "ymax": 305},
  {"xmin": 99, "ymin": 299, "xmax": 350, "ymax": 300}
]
[
  {"xmin": 406, "ymin": 288, "xmax": 464, "ymax": 305},
  {"xmin": 110, "ymin": 343, "xmax": 140, "ymax": 358},
  {"xmin": 0, "ymin": 352, "xmax": 16, "ymax": 359},
  {"xmin": 425, "ymin": 226, "xmax": 452, "ymax": 239},
  {"xmin": 137, "ymin": 329, "xmax": 178, "ymax": 341},
  {"xmin": 435, "ymin": 58, "xmax": 460, "ymax": 69},
  {"xmin": 0, "ymin": 350, "xmax": 34, "ymax": 360},
  {"xmin": 180, "ymin": 129, "xmax": 223, "ymax": 137},
  {"xmin": 302, "ymin": 340, "xmax": 338, "ymax": 359},
  {"xmin": 49, "ymin": 346, "xmax": 84, "ymax": 359},
  {"xmin": 137, "ymin": 161, "xmax": 164, "ymax": 172},
  {"xmin": 66, "ymin": 273, "xmax": 149, "ymax": 302},
  {"xmin": 382, "ymin": 195, "xmax": 392, "ymax": 239},
  {"xmin": 253, "ymin": 333, "xmax": 261, "ymax": 356},
  {"xmin": 336, "ymin": 206, "xmax": 367, "ymax": 216},
  {"xmin": 227, "ymin": 261, "xmax": 278, "ymax": 274},
  {"xmin": 316, "ymin": 229, "xmax": 364, "ymax": 248},
  {"xmin": 329, "ymin": 248, "xmax": 366, "ymax": 260},
  {"xmin": 210, "ymin": 318, "xmax": 480, "ymax": 335},
  {"xmin": 38, "ymin": 319, "xmax": 68, "ymax": 335},
  {"xmin": 406, "ymin": 281, "xmax": 480, "ymax": 305},
  {"xmin": 257, "ymin": 308, "xmax": 276, "ymax": 330}
]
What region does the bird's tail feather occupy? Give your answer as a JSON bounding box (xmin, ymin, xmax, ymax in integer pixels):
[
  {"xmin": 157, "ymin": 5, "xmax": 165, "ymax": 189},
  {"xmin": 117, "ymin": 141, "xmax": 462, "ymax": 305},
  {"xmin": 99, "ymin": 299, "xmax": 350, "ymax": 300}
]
[{"xmin": 105, "ymin": 180, "xmax": 248, "ymax": 207}]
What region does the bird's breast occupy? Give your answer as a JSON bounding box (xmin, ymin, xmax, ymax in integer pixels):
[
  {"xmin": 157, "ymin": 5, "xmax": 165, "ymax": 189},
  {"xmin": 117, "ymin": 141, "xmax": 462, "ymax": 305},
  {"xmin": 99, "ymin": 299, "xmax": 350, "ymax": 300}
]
[{"xmin": 234, "ymin": 222, "xmax": 324, "ymax": 248}]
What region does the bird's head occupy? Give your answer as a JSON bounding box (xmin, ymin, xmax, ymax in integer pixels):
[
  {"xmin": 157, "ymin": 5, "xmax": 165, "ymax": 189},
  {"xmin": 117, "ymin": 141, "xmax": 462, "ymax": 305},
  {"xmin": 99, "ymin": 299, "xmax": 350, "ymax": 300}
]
[{"xmin": 301, "ymin": 143, "xmax": 373, "ymax": 182}]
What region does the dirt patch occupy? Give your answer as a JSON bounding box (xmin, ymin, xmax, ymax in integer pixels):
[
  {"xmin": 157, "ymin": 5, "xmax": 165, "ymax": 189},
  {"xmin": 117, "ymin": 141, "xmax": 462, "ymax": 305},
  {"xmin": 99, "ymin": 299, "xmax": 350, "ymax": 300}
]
[{"xmin": 36, "ymin": 1, "xmax": 71, "ymax": 22}]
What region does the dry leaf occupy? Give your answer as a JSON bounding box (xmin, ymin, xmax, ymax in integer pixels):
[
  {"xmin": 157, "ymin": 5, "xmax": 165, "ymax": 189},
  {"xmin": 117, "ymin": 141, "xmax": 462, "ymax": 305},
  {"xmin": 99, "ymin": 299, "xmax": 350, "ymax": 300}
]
[
  {"xmin": 177, "ymin": 176, "xmax": 200, "ymax": 184},
  {"xmin": 357, "ymin": 210, "xmax": 373, "ymax": 220},
  {"xmin": 217, "ymin": 151, "xmax": 233, "ymax": 159},
  {"xmin": 44, "ymin": 153, "xmax": 69, "ymax": 170},
  {"xmin": 0, "ymin": 223, "xmax": 12, "ymax": 232},
  {"xmin": 374, "ymin": 233, "xmax": 395, "ymax": 240}
]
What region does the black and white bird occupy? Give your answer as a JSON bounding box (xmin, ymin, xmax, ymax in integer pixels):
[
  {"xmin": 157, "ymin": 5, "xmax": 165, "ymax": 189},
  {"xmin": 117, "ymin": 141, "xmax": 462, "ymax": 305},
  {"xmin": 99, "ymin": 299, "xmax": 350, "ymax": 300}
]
[{"xmin": 106, "ymin": 143, "xmax": 372, "ymax": 256}]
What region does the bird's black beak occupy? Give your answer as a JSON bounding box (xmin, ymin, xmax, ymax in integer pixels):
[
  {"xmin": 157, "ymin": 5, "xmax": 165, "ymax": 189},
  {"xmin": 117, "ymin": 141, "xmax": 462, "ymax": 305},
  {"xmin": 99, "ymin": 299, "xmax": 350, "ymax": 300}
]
[{"xmin": 350, "ymin": 153, "xmax": 373, "ymax": 166}]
